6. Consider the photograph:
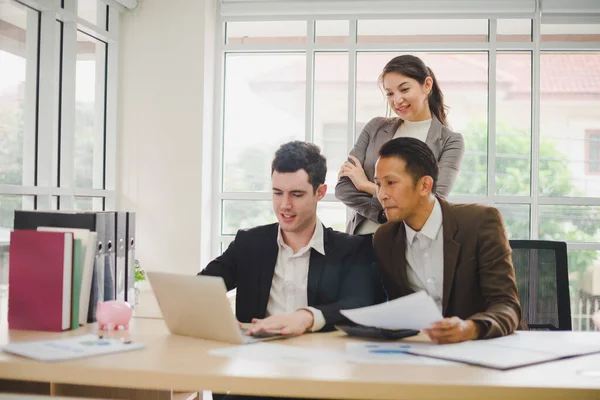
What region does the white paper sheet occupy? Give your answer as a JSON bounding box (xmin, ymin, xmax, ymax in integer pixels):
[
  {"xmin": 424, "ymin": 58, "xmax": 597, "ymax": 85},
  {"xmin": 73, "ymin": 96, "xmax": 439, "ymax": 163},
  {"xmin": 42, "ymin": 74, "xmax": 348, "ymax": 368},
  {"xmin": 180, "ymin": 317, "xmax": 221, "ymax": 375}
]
[
  {"xmin": 404, "ymin": 331, "xmax": 600, "ymax": 370},
  {"xmin": 2, "ymin": 334, "xmax": 144, "ymax": 362},
  {"xmin": 340, "ymin": 291, "xmax": 443, "ymax": 330},
  {"xmin": 345, "ymin": 342, "xmax": 457, "ymax": 365}
]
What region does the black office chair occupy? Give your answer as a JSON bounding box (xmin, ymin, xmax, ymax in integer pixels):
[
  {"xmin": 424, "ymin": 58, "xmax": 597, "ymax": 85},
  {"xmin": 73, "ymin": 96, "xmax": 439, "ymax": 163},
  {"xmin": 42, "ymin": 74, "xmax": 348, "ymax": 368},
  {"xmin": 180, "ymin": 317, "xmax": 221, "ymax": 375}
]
[{"xmin": 509, "ymin": 240, "xmax": 571, "ymax": 331}]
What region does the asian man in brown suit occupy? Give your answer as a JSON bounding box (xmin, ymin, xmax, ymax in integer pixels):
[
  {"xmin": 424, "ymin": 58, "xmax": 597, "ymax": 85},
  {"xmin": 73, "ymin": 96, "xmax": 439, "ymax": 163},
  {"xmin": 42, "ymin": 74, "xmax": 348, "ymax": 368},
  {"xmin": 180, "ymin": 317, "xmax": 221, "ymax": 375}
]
[{"xmin": 373, "ymin": 137, "xmax": 521, "ymax": 344}]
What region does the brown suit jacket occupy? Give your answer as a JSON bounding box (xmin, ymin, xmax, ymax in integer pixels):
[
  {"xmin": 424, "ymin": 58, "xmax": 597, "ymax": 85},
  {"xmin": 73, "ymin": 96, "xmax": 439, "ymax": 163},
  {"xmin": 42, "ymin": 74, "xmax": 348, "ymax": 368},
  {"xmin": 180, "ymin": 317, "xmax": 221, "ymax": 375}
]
[{"xmin": 373, "ymin": 198, "xmax": 521, "ymax": 339}]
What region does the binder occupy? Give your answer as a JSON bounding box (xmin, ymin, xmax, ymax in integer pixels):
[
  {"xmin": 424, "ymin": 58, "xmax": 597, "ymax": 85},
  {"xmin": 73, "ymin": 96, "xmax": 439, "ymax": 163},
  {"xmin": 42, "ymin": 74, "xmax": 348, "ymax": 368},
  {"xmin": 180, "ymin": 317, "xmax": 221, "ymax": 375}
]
[
  {"xmin": 125, "ymin": 212, "xmax": 136, "ymax": 307},
  {"xmin": 97, "ymin": 212, "xmax": 116, "ymax": 303},
  {"xmin": 115, "ymin": 211, "xmax": 127, "ymax": 302},
  {"xmin": 13, "ymin": 211, "xmax": 107, "ymax": 322}
]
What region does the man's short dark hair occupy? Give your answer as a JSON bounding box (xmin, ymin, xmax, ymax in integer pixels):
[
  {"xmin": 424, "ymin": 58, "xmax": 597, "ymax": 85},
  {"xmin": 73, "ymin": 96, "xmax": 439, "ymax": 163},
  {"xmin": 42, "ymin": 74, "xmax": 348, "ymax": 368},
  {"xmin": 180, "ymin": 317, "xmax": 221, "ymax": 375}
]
[
  {"xmin": 271, "ymin": 141, "xmax": 327, "ymax": 192},
  {"xmin": 378, "ymin": 137, "xmax": 438, "ymax": 192}
]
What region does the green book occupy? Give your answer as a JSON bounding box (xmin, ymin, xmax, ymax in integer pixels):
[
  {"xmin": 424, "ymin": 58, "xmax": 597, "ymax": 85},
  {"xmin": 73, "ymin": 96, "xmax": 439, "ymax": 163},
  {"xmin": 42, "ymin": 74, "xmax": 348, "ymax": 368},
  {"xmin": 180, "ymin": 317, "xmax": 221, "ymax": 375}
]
[{"xmin": 71, "ymin": 238, "xmax": 84, "ymax": 330}]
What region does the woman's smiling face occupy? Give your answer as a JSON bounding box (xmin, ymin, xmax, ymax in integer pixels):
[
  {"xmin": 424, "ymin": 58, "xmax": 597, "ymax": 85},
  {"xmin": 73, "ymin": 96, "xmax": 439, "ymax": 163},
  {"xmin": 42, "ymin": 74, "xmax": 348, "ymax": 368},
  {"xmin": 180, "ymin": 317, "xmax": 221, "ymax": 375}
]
[{"xmin": 383, "ymin": 72, "xmax": 433, "ymax": 122}]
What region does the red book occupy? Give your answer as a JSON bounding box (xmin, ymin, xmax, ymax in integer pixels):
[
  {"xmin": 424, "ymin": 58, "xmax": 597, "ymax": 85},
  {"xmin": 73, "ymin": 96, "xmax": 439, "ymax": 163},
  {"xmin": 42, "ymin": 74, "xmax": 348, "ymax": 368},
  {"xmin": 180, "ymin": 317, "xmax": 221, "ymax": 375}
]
[{"xmin": 8, "ymin": 230, "xmax": 73, "ymax": 332}]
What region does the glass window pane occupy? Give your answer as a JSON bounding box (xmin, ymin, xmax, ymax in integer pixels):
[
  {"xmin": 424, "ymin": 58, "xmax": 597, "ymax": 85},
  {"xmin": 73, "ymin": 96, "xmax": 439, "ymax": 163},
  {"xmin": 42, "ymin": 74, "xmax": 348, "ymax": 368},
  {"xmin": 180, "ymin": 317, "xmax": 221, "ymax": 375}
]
[
  {"xmin": 0, "ymin": 194, "xmax": 34, "ymax": 233},
  {"xmin": 587, "ymin": 130, "xmax": 600, "ymax": 174},
  {"xmin": 315, "ymin": 21, "xmax": 349, "ymax": 44},
  {"xmin": 0, "ymin": 2, "xmax": 38, "ymax": 186},
  {"xmin": 569, "ymin": 250, "xmax": 600, "ymax": 331},
  {"xmin": 541, "ymin": 23, "xmax": 600, "ymax": 43},
  {"xmin": 73, "ymin": 196, "xmax": 103, "ymax": 211},
  {"xmin": 0, "ymin": 194, "xmax": 33, "ymax": 289},
  {"xmin": 496, "ymin": 52, "xmax": 531, "ymax": 196},
  {"xmin": 539, "ymin": 53, "xmax": 600, "ymax": 197},
  {"xmin": 317, "ymin": 202, "xmax": 346, "ymax": 232},
  {"xmin": 539, "ymin": 205, "xmax": 600, "ymax": 243},
  {"xmin": 76, "ymin": 31, "xmax": 106, "ymax": 189},
  {"xmin": 496, "ymin": 204, "xmax": 530, "ymax": 239},
  {"xmin": 357, "ymin": 19, "xmax": 488, "ymax": 43},
  {"xmin": 53, "ymin": 20, "xmax": 62, "ymax": 188},
  {"xmin": 223, "ymin": 54, "xmax": 305, "ymax": 192},
  {"xmin": 355, "ymin": 52, "xmax": 488, "ymax": 196},
  {"xmin": 497, "ymin": 19, "xmax": 531, "ymax": 43},
  {"xmin": 222, "ymin": 200, "xmax": 275, "ymax": 235},
  {"xmin": 226, "ymin": 21, "xmax": 307, "ymax": 45},
  {"xmin": 314, "ymin": 53, "xmax": 348, "ymax": 194},
  {"xmin": 220, "ymin": 240, "xmax": 233, "ymax": 255}
]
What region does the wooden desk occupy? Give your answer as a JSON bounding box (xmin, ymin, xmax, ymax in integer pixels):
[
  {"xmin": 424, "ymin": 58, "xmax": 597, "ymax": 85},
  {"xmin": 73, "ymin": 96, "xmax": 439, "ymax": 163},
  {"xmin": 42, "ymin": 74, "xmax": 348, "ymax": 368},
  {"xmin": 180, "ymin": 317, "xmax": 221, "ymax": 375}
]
[
  {"xmin": 1, "ymin": 318, "xmax": 600, "ymax": 400},
  {"xmin": 0, "ymin": 395, "xmax": 104, "ymax": 400}
]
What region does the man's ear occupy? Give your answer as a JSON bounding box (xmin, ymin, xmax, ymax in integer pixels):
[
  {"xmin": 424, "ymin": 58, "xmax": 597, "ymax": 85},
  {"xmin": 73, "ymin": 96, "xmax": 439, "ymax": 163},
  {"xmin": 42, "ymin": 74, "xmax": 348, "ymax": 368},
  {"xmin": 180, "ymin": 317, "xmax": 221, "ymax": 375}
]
[
  {"xmin": 316, "ymin": 184, "xmax": 327, "ymax": 200},
  {"xmin": 420, "ymin": 176, "xmax": 434, "ymax": 196}
]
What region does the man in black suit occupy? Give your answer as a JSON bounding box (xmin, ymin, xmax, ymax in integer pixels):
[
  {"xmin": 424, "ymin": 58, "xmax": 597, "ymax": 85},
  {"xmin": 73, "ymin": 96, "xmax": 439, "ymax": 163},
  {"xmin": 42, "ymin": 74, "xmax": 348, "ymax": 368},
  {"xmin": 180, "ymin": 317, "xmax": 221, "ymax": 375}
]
[{"xmin": 199, "ymin": 141, "xmax": 382, "ymax": 336}]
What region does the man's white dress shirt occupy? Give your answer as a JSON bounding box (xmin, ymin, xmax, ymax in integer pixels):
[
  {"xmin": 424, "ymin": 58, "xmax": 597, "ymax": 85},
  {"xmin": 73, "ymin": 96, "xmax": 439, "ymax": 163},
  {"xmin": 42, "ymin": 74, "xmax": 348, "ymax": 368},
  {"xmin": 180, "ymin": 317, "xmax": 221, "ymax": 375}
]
[
  {"xmin": 404, "ymin": 197, "xmax": 445, "ymax": 313},
  {"xmin": 266, "ymin": 220, "xmax": 326, "ymax": 331}
]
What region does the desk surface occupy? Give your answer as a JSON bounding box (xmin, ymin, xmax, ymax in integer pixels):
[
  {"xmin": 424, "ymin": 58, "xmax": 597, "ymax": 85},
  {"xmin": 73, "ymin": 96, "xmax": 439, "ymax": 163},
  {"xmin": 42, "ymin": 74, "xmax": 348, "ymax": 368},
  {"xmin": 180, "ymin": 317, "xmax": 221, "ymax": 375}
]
[{"xmin": 1, "ymin": 317, "xmax": 600, "ymax": 400}]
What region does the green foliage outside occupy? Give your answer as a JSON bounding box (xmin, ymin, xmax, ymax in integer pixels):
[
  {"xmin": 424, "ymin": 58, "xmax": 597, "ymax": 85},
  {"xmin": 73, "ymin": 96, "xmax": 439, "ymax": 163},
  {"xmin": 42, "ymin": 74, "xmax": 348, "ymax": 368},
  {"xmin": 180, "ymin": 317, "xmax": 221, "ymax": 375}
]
[{"xmin": 453, "ymin": 120, "xmax": 600, "ymax": 296}]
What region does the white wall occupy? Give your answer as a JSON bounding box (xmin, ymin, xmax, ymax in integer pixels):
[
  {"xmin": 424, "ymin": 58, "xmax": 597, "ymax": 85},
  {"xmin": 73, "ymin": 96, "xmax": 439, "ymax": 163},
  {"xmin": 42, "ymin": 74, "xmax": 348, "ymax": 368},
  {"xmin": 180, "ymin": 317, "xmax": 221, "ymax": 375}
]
[{"xmin": 117, "ymin": 0, "xmax": 216, "ymax": 275}]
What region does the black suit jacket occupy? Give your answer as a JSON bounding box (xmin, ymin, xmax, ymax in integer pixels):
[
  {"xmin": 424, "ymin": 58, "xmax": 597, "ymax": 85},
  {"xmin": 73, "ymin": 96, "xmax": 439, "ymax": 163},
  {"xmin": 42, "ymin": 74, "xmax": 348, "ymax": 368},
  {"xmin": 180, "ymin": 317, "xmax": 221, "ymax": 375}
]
[{"xmin": 199, "ymin": 223, "xmax": 383, "ymax": 331}]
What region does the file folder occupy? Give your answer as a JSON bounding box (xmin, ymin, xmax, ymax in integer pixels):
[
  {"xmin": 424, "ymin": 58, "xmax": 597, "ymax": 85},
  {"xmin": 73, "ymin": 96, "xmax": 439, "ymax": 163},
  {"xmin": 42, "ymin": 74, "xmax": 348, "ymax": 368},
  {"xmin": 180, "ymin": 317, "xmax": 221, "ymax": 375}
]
[
  {"xmin": 125, "ymin": 212, "xmax": 136, "ymax": 307},
  {"xmin": 115, "ymin": 211, "xmax": 127, "ymax": 302},
  {"xmin": 97, "ymin": 212, "xmax": 116, "ymax": 303}
]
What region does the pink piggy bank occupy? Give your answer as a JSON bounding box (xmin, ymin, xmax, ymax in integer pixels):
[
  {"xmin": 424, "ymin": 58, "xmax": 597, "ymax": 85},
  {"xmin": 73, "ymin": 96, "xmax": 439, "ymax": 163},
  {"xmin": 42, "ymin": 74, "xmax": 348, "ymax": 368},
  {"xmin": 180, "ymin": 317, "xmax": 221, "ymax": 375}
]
[{"xmin": 96, "ymin": 300, "xmax": 133, "ymax": 331}]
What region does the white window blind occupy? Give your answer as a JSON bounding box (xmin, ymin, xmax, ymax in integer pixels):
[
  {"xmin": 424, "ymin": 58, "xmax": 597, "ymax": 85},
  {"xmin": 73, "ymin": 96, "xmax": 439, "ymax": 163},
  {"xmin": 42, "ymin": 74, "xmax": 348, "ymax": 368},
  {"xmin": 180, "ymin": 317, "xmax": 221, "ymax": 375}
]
[
  {"xmin": 220, "ymin": 0, "xmax": 537, "ymax": 18},
  {"xmin": 541, "ymin": 0, "xmax": 600, "ymax": 14}
]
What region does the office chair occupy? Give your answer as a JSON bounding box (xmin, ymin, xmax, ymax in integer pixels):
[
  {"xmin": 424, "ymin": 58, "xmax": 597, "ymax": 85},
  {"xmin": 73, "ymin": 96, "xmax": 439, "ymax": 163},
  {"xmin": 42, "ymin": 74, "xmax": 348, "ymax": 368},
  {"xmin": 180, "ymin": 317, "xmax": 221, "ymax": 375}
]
[{"xmin": 509, "ymin": 240, "xmax": 571, "ymax": 330}]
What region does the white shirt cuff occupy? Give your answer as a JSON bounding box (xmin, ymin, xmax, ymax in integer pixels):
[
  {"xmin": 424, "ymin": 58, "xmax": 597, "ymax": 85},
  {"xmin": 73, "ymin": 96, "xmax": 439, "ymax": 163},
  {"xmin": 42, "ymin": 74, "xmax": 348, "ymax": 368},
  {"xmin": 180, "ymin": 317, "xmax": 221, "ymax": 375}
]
[{"xmin": 303, "ymin": 307, "xmax": 326, "ymax": 332}]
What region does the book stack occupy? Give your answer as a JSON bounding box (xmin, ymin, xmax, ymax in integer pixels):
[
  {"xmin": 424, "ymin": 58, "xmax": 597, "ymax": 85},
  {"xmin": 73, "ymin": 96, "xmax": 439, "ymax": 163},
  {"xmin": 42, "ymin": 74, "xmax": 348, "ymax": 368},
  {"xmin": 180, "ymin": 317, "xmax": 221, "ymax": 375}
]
[{"xmin": 8, "ymin": 211, "xmax": 136, "ymax": 332}]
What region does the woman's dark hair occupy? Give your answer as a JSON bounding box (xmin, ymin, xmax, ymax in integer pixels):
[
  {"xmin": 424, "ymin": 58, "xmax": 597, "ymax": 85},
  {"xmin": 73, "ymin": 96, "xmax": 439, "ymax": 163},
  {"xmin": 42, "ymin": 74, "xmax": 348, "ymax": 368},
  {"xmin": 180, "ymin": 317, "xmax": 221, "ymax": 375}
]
[
  {"xmin": 379, "ymin": 137, "xmax": 439, "ymax": 193},
  {"xmin": 378, "ymin": 54, "xmax": 448, "ymax": 126},
  {"xmin": 271, "ymin": 141, "xmax": 327, "ymax": 192}
]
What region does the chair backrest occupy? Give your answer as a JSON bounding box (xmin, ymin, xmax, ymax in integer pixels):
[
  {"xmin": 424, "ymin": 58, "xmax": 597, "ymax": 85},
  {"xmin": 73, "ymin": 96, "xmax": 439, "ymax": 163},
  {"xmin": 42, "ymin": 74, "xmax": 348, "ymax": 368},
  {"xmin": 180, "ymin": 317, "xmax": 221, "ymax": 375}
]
[{"xmin": 509, "ymin": 240, "xmax": 571, "ymax": 330}]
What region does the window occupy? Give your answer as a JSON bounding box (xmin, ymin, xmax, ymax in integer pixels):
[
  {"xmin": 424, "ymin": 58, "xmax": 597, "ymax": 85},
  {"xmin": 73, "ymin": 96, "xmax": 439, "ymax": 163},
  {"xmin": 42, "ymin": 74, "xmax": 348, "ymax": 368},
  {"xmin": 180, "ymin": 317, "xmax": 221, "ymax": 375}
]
[
  {"xmin": 75, "ymin": 31, "xmax": 107, "ymax": 190},
  {"xmin": 0, "ymin": 1, "xmax": 38, "ymax": 231},
  {"xmin": 586, "ymin": 130, "xmax": 600, "ymax": 175},
  {"xmin": 218, "ymin": 13, "xmax": 600, "ymax": 331},
  {"xmin": 540, "ymin": 53, "xmax": 600, "ymax": 197},
  {"xmin": 0, "ymin": 0, "xmax": 119, "ymax": 285}
]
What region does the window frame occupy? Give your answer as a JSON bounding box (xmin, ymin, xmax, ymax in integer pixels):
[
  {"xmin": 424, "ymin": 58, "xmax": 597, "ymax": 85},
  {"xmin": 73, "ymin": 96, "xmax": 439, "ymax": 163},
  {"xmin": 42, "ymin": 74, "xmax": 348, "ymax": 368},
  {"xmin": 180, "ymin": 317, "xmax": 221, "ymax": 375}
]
[{"xmin": 213, "ymin": 12, "xmax": 600, "ymax": 257}]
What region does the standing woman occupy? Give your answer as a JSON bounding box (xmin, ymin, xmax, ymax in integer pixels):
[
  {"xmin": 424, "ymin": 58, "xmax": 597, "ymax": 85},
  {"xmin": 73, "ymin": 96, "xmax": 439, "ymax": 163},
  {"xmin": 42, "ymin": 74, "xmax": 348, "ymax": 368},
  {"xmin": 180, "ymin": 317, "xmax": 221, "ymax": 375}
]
[{"xmin": 335, "ymin": 54, "xmax": 465, "ymax": 235}]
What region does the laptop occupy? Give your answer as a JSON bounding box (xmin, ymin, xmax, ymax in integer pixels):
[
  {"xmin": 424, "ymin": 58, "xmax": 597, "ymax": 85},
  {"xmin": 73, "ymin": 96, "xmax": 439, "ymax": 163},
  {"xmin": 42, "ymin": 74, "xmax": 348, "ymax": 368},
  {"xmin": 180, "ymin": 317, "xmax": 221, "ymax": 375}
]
[{"xmin": 147, "ymin": 271, "xmax": 286, "ymax": 344}]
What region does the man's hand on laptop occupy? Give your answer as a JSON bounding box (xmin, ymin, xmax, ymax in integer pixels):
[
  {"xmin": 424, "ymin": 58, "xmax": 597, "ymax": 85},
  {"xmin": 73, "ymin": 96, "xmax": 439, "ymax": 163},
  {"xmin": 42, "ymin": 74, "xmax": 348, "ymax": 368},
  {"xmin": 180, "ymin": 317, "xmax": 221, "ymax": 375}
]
[{"xmin": 246, "ymin": 310, "xmax": 314, "ymax": 336}]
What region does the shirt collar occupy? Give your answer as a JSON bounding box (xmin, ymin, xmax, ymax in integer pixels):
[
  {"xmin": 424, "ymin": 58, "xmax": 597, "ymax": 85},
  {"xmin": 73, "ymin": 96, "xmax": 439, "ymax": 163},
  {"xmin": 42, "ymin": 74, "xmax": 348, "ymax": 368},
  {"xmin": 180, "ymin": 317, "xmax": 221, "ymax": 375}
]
[
  {"xmin": 404, "ymin": 197, "xmax": 443, "ymax": 246},
  {"xmin": 277, "ymin": 218, "xmax": 326, "ymax": 255}
]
